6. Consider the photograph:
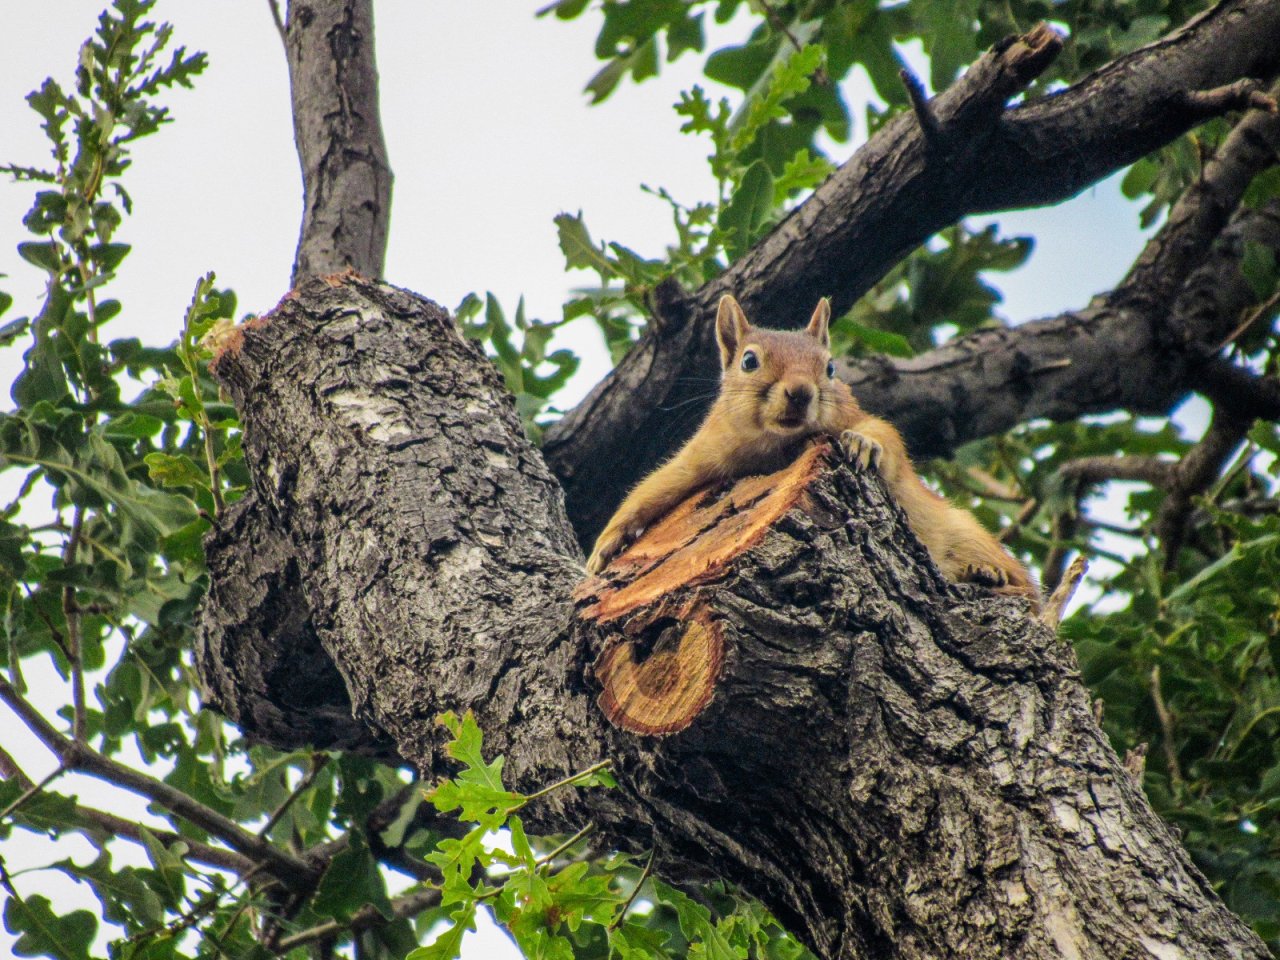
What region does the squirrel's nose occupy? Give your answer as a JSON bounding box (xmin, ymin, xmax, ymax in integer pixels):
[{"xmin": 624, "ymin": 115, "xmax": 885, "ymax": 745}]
[{"xmin": 784, "ymin": 383, "xmax": 813, "ymax": 407}]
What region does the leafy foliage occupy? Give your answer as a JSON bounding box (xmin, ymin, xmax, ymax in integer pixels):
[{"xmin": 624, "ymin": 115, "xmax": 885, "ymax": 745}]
[
  {"xmin": 410, "ymin": 713, "xmax": 805, "ymax": 960},
  {"xmin": 455, "ymin": 293, "xmax": 580, "ymax": 442}
]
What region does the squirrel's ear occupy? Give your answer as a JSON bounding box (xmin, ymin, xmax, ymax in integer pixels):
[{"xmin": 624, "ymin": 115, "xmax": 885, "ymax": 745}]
[
  {"xmin": 716, "ymin": 294, "xmax": 750, "ymax": 368},
  {"xmin": 806, "ymin": 298, "xmax": 831, "ymax": 348}
]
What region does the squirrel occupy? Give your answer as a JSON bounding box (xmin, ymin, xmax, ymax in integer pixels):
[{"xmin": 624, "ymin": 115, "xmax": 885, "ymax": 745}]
[{"xmin": 586, "ymin": 294, "xmax": 1039, "ymax": 608}]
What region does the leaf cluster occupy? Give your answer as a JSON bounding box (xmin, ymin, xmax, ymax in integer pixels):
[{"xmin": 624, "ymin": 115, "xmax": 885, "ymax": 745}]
[{"xmin": 413, "ymin": 712, "xmax": 807, "ymax": 960}]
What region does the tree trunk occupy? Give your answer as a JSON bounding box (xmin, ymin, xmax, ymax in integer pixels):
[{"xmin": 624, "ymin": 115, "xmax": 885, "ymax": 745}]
[{"xmin": 196, "ymin": 277, "xmax": 1270, "ymax": 960}]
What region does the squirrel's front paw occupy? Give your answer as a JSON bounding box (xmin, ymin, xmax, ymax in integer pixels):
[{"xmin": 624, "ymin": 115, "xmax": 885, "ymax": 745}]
[
  {"xmin": 961, "ymin": 563, "xmax": 1009, "ymax": 589},
  {"xmin": 586, "ymin": 527, "xmax": 628, "ymax": 575},
  {"xmin": 839, "ymin": 430, "xmax": 883, "ymax": 472}
]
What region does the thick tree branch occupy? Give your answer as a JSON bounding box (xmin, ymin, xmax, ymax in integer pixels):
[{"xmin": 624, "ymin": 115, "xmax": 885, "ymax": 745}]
[
  {"xmin": 198, "ymin": 280, "xmax": 1269, "ymax": 958},
  {"xmin": 1155, "ymin": 408, "xmax": 1253, "ymax": 557},
  {"xmin": 285, "ymin": 0, "xmax": 392, "ymax": 284},
  {"xmin": 544, "ymin": 0, "xmax": 1280, "ymax": 545},
  {"xmin": 1195, "ymin": 359, "xmax": 1280, "ymax": 420}
]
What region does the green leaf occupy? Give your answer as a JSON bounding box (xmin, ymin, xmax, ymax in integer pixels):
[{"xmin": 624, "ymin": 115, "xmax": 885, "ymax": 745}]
[
  {"xmin": 425, "ymin": 710, "xmax": 523, "ymax": 826},
  {"xmin": 1241, "ymin": 240, "xmax": 1278, "ymax": 299},
  {"xmin": 406, "ymin": 902, "xmax": 476, "ymax": 960},
  {"xmin": 17, "ymin": 242, "xmax": 61, "ymax": 274},
  {"xmin": 12, "ymin": 342, "xmax": 70, "ymax": 408},
  {"xmin": 539, "ymin": 0, "xmax": 590, "ymax": 19},
  {"xmin": 837, "ymin": 321, "xmax": 914, "ymax": 358},
  {"xmin": 143, "ymin": 452, "xmax": 208, "ymax": 492},
  {"xmin": 555, "ymin": 213, "xmax": 616, "ymax": 279},
  {"xmin": 4, "ymin": 893, "xmax": 96, "ymax": 960},
  {"xmin": 651, "ymin": 880, "xmax": 739, "ymax": 960},
  {"xmin": 312, "ymin": 835, "xmax": 393, "ymax": 922},
  {"xmin": 731, "ymin": 43, "xmax": 825, "ymax": 152},
  {"xmin": 53, "ymin": 852, "xmax": 166, "ymax": 931},
  {"xmin": 719, "ymin": 160, "xmax": 774, "ymax": 260},
  {"xmin": 773, "ymin": 149, "xmax": 834, "ymax": 203}
]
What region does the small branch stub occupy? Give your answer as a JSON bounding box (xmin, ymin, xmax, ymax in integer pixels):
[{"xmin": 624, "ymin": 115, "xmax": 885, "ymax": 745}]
[
  {"xmin": 576, "ymin": 445, "xmax": 829, "ymax": 735},
  {"xmin": 593, "ymin": 612, "xmax": 725, "ymax": 737}
]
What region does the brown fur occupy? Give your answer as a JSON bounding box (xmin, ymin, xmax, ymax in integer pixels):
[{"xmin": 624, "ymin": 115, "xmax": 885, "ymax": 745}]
[{"xmin": 587, "ymin": 295, "xmax": 1039, "ymax": 609}]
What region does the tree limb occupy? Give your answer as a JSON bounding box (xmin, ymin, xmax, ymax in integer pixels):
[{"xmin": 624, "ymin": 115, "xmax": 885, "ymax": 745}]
[
  {"xmin": 0, "ymin": 676, "xmax": 317, "ymax": 889},
  {"xmin": 198, "ymin": 278, "xmax": 1269, "ymax": 958},
  {"xmin": 285, "ymin": 0, "xmax": 392, "ymax": 284},
  {"xmin": 543, "ymin": 0, "xmax": 1280, "ymax": 545},
  {"xmin": 1155, "ymin": 408, "xmax": 1253, "ymax": 558}
]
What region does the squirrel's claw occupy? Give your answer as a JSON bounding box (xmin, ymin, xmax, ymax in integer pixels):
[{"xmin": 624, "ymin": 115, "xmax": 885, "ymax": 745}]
[
  {"xmin": 961, "ymin": 563, "xmax": 1009, "ymax": 588},
  {"xmin": 585, "ymin": 542, "xmax": 614, "ymax": 575},
  {"xmin": 839, "ymin": 430, "xmax": 883, "ymax": 472},
  {"xmin": 586, "ymin": 526, "xmax": 629, "ymax": 575}
]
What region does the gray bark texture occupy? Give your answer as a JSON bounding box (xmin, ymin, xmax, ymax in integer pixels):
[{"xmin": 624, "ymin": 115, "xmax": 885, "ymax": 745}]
[
  {"xmin": 541, "ymin": 0, "xmax": 1280, "ymax": 546},
  {"xmin": 196, "ymin": 276, "xmax": 1270, "ymax": 960},
  {"xmin": 285, "ymin": 0, "xmax": 392, "ymax": 285}
]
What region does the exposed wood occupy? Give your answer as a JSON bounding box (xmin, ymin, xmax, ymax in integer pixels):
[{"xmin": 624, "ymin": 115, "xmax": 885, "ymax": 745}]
[
  {"xmin": 577, "ymin": 446, "xmax": 828, "ymax": 734},
  {"xmin": 591, "ymin": 613, "xmax": 725, "ymax": 737}
]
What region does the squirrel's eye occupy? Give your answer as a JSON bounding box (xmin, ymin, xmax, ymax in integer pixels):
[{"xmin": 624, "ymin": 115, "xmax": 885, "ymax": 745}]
[
  {"xmin": 826, "ymin": 360, "xmax": 836, "ymax": 379},
  {"xmin": 740, "ymin": 350, "xmax": 760, "ymax": 372}
]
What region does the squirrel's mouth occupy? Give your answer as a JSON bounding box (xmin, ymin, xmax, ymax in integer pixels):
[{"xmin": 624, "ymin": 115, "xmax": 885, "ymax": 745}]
[{"xmin": 772, "ymin": 414, "xmax": 810, "ymax": 431}]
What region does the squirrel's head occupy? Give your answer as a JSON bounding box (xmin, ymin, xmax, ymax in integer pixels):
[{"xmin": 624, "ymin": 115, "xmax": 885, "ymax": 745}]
[{"xmin": 715, "ymin": 294, "xmax": 849, "ymax": 437}]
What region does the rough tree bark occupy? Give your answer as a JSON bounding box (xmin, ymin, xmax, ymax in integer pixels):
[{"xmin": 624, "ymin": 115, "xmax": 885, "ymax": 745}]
[
  {"xmin": 542, "ymin": 0, "xmax": 1280, "ymax": 545},
  {"xmin": 197, "ymin": 0, "xmax": 395, "ymax": 744},
  {"xmin": 194, "ymin": 2, "xmax": 1280, "ymax": 955},
  {"xmin": 283, "ymin": 0, "xmax": 392, "ymax": 285},
  {"xmin": 197, "ymin": 276, "xmax": 1270, "ymax": 960}
]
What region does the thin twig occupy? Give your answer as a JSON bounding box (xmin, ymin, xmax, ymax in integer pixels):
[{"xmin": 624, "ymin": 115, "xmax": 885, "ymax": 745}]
[
  {"xmin": 1123, "ymin": 743, "xmax": 1148, "ymax": 784},
  {"xmin": 259, "ymin": 753, "xmax": 330, "ymax": 839},
  {"xmin": 1150, "ymin": 665, "xmax": 1185, "ymax": 787},
  {"xmin": 62, "ymin": 507, "xmax": 87, "ymax": 742},
  {"xmin": 757, "ymin": 0, "xmax": 806, "ymax": 56},
  {"xmin": 272, "ymin": 887, "xmax": 441, "ymax": 954},
  {"xmin": 266, "ymin": 0, "xmax": 287, "ymax": 48},
  {"xmin": 999, "ymin": 498, "xmax": 1039, "ymax": 543},
  {"xmin": 900, "ymin": 65, "xmax": 941, "ymax": 145},
  {"xmin": 521, "ymin": 759, "xmax": 613, "ymax": 805},
  {"xmin": 1039, "ymin": 555, "xmax": 1087, "ymax": 629},
  {"xmin": 965, "ymin": 466, "xmax": 1024, "ymax": 501},
  {"xmin": 1215, "ymin": 287, "xmax": 1280, "ymax": 351},
  {"xmin": 0, "ymin": 765, "xmax": 67, "ymax": 823},
  {"xmin": 1042, "ymin": 512, "xmax": 1077, "ymax": 595},
  {"xmin": 0, "ymin": 744, "xmax": 33, "ymax": 785},
  {"xmin": 127, "ymin": 862, "xmax": 268, "ymax": 947},
  {"xmin": 609, "ymin": 849, "xmax": 656, "ymax": 931},
  {"xmin": 537, "ymin": 822, "xmax": 596, "ymax": 871},
  {"xmin": 208, "ymin": 892, "xmax": 260, "ymax": 955}
]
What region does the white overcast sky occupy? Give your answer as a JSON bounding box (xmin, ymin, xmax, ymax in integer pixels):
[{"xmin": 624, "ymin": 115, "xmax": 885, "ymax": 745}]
[{"xmin": 0, "ymin": 3, "xmax": 1153, "ymax": 957}]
